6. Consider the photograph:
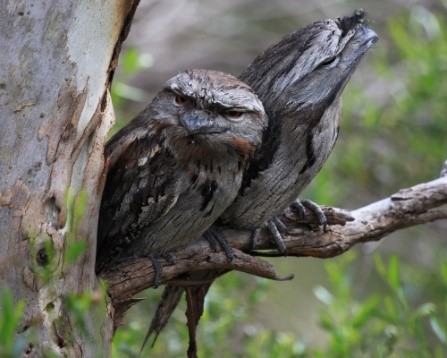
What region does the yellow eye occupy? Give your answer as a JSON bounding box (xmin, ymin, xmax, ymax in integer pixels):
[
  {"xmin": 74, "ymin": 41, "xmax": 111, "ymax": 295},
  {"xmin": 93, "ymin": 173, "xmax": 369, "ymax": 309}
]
[
  {"xmin": 175, "ymin": 95, "xmax": 188, "ymax": 105},
  {"xmin": 225, "ymin": 110, "xmax": 243, "ymax": 119}
]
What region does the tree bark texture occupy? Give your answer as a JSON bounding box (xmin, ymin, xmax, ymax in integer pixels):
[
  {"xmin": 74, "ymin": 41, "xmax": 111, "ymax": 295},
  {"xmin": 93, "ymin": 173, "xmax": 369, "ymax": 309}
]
[{"xmin": 0, "ymin": 1, "xmax": 140, "ymax": 356}]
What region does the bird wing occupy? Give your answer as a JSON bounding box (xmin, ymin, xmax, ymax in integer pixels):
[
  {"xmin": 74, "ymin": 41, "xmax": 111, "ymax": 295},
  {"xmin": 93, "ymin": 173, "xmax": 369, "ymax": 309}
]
[{"xmin": 97, "ymin": 118, "xmax": 184, "ymax": 254}]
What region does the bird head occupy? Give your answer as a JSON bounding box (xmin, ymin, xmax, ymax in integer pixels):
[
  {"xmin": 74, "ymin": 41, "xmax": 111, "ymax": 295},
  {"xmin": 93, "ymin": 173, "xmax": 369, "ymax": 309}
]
[
  {"xmin": 240, "ymin": 9, "xmax": 378, "ymax": 112},
  {"xmin": 154, "ymin": 69, "xmax": 268, "ymax": 155}
]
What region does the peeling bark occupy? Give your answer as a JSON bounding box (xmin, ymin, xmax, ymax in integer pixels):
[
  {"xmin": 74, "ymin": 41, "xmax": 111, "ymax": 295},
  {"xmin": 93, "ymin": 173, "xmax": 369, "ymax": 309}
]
[{"xmin": 0, "ymin": 1, "xmax": 140, "ymax": 356}]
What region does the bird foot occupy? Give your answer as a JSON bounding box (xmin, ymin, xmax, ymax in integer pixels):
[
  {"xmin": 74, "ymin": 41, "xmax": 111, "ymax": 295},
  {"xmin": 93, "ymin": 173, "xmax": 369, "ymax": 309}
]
[
  {"xmin": 203, "ymin": 226, "xmax": 234, "ymax": 262},
  {"xmin": 291, "ymin": 199, "xmax": 328, "ymax": 231},
  {"xmin": 251, "ymin": 217, "xmax": 288, "ymax": 256},
  {"xmin": 147, "ymin": 253, "xmax": 175, "ymax": 288}
]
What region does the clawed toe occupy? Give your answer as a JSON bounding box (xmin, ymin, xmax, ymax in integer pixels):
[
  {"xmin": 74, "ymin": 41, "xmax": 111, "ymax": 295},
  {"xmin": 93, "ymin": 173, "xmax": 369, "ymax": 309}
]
[
  {"xmin": 161, "ymin": 252, "xmax": 175, "ymax": 265},
  {"xmin": 250, "ymin": 218, "xmax": 288, "ymax": 255},
  {"xmin": 203, "ymin": 227, "xmax": 234, "ymax": 262},
  {"xmin": 147, "ymin": 253, "xmax": 175, "ymax": 288},
  {"xmin": 266, "ymin": 219, "xmax": 287, "ymax": 255},
  {"xmin": 292, "ymin": 199, "xmax": 328, "ymax": 231},
  {"xmin": 250, "ymin": 228, "xmax": 262, "ymax": 251},
  {"xmin": 147, "ymin": 254, "xmax": 163, "ymax": 288}
]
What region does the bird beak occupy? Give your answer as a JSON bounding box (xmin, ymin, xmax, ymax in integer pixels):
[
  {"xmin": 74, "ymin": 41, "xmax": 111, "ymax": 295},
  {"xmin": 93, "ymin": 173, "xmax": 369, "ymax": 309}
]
[
  {"xmin": 341, "ymin": 10, "xmax": 378, "ymax": 48},
  {"xmin": 361, "ymin": 27, "xmax": 379, "ymax": 47},
  {"xmin": 180, "ymin": 111, "xmax": 215, "ymax": 134}
]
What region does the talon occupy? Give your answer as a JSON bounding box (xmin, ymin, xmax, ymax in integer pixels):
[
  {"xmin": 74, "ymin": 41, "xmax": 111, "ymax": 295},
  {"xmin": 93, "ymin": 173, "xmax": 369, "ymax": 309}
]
[
  {"xmin": 273, "ymin": 217, "xmax": 287, "ymax": 231},
  {"xmin": 301, "ymin": 199, "xmax": 328, "ymax": 231},
  {"xmin": 162, "ymin": 252, "xmax": 175, "ymax": 265},
  {"xmin": 250, "ymin": 228, "xmax": 261, "ymax": 251},
  {"xmin": 292, "ymin": 199, "xmax": 328, "ymax": 231},
  {"xmin": 204, "ymin": 227, "xmax": 234, "ymax": 262},
  {"xmin": 291, "ymin": 200, "xmax": 306, "ymax": 218},
  {"xmin": 266, "ymin": 219, "xmax": 287, "ymax": 256},
  {"xmin": 204, "ymin": 231, "xmax": 218, "ymax": 252},
  {"xmin": 148, "ymin": 254, "xmax": 163, "ymax": 288}
]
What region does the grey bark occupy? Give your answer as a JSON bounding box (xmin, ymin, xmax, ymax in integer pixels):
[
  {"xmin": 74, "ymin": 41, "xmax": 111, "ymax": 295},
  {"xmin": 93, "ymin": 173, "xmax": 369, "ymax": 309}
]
[{"xmin": 0, "ymin": 1, "xmax": 139, "ymax": 356}]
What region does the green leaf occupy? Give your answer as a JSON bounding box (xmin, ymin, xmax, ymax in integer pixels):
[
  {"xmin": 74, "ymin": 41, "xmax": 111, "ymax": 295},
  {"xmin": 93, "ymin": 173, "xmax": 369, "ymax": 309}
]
[
  {"xmin": 0, "ymin": 289, "xmax": 25, "ymax": 353},
  {"xmin": 352, "ymin": 296, "xmax": 379, "ymax": 328},
  {"xmin": 121, "ymin": 48, "xmax": 153, "ymax": 75},
  {"xmin": 430, "ymin": 317, "xmax": 447, "ymax": 344},
  {"xmin": 413, "ymin": 302, "xmax": 436, "ymax": 318},
  {"xmin": 388, "ymin": 255, "xmax": 401, "ymax": 292},
  {"xmin": 373, "ymin": 254, "xmax": 387, "ymax": 279},
  {"xmin": 112, "ymin": 82, "xmax": 148, "ymax": 102}
]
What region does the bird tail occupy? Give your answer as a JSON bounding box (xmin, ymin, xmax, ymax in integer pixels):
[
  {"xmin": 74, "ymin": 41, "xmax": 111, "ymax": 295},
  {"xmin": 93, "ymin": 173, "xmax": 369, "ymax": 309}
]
[{"xmin": 140, "ymin": 285, "xmax": 184, "ymax": 353}]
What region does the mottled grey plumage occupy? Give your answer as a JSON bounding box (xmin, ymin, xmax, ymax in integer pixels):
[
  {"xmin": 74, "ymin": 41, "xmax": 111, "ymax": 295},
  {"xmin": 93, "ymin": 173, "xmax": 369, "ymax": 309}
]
[
  {"xmin": 222, "ymin": 9, "xmax": 378, "ymax": 234},
  {"xmin": 96, "ymin": 69, "xmax": 266, "ymax": 271},
  {"xmin": 145, "ymin": 10, "xmax": 378, "ymax": 351}
]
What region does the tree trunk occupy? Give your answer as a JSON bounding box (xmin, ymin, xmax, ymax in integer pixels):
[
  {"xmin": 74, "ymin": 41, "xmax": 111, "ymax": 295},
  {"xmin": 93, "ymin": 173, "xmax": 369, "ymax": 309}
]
[{"xmin": 0, "ymin": 1, "xmax": 139, "ymax": 355}]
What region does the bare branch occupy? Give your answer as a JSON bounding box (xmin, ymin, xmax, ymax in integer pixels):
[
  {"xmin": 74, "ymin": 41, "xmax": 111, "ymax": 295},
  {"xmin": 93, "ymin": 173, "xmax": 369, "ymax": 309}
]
[{"xmin": 101, "ymin": 165, "xmax": 447, "ymax": 316}]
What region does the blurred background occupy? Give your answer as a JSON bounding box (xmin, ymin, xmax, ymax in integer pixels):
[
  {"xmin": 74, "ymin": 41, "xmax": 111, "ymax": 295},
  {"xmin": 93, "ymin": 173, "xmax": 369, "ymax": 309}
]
[{"xmin": 110, "ymin": 0, "xmax": 447, "ymax": 356}]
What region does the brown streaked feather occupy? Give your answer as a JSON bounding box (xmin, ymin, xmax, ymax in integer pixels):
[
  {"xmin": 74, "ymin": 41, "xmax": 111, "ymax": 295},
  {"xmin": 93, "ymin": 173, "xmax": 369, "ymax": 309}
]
[{"xmin": 96, "ymin": 69, "xmax": 266, "ymax": 271}]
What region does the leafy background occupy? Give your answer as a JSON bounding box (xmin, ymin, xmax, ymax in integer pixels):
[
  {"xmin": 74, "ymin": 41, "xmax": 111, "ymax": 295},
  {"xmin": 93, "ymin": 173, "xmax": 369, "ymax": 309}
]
[{"xmin": 110, "ymin": 0, "xmax": 447, "ymax": 356}]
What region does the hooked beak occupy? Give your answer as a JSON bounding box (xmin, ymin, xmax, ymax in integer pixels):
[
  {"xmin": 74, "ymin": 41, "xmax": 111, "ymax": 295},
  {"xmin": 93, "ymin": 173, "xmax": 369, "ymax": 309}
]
[
  {"xmin": 180, "ymin": 111, "xmax": 225, "ymax": 135},
  {"xmin": 340, "ymin": 10, "xmax": 378, "ymax": 47},
  {"xmin": 361, "ymin": 27, "xmax": 379, "ymax": 47}
]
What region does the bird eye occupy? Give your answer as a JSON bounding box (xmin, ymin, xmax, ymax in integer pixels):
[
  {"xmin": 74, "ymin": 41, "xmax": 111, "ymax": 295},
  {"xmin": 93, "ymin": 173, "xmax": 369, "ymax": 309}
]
[
  {"xmin": 175, "ymin": 94, "xmax": 188, "ymax": 105},
  {"xmin": 321, "ymin": 56, "xmax": 337, "ymax": 66},
  {"xmin": 225, "ymin": 110, "xmax": 244, "ymax": 120}
]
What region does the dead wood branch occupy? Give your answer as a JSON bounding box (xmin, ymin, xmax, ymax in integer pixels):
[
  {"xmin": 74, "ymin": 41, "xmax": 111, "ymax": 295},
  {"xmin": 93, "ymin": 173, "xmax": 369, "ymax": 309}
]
[{"xmin": 100, "ymin": 163, "xmax": 447, "ymax": 319}]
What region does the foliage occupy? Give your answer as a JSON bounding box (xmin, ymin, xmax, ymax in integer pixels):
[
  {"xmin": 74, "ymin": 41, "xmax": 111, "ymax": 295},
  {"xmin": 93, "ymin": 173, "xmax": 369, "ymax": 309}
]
[
  {"xmin": 311, "ymin": 252, "xmax": 447, "ymax": 357},
  {"xmin": 62, "ymin": 283, "xmax": 109, "ymax": 356},
  {"xmin": 0, "ymin": 289, "xmax": 26, "ymax": 357},
  {"xmin": 0, "ymin": 276, "xmax": 107, "ymax": 356},
  {"xmin": 113, "ymin": 251, "xmax": 447, "ymax": 357},
  {"xmin": 1, "ymin": 187, "xmax": 99, "ymax": 355},
  {"xmin": 110, "ymin": 48, "xmax": 153, "ymax": 136}
]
